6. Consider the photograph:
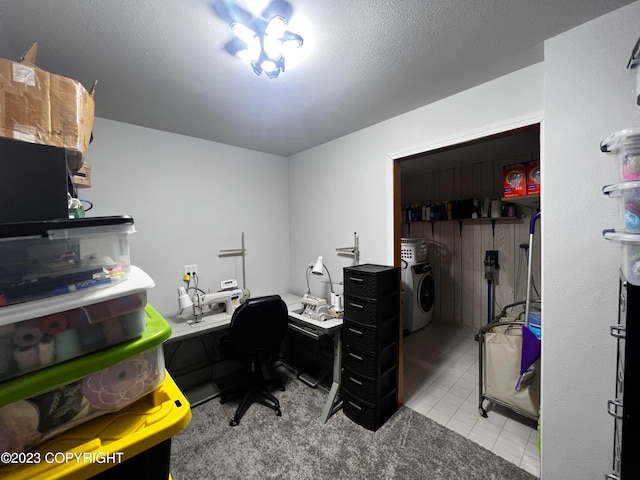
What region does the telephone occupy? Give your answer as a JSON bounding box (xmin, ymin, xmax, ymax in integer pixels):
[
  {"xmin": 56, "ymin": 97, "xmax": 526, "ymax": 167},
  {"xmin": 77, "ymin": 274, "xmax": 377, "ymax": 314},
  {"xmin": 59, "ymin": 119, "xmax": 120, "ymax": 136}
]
[{"xmin": 301, "ymin": 293, "xmax": 330, "ymax": 321}]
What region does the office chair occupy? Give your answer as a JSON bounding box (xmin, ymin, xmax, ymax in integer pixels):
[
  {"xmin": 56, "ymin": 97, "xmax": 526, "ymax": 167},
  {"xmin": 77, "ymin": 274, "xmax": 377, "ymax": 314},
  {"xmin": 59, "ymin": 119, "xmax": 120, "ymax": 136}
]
[{"xmin": 218, "ymin": 295, "xmax": 289, "ymax": 426}]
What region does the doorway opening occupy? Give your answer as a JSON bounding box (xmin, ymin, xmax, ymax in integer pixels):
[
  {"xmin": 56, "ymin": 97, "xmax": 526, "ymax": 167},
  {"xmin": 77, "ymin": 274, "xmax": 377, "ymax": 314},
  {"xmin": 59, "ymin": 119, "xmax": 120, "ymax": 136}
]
[{"xmin": 394, "ymin": 123, "xmax": 541, "ymax": 476}]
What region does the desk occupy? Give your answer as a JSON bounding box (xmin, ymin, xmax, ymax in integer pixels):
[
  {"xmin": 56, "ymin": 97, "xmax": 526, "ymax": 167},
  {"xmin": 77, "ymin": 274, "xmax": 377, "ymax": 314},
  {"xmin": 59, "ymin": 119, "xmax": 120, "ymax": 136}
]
[{"xmin": 164, "ymin": 293, "xmax": 343, "ymax": 423}]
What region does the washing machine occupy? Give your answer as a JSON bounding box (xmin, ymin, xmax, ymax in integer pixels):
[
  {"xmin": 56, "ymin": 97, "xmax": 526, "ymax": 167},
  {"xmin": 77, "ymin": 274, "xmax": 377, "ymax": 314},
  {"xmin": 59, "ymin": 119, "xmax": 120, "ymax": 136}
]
[{"xmin": 401, "ymin": 238, "xmax": 435, "ymax": 332}]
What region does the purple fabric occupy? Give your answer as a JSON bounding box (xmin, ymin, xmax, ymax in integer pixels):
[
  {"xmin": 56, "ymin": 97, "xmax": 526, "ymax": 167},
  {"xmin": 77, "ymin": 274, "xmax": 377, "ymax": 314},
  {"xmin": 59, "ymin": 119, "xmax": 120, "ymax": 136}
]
[{"xmin": 520, "ymin": 325, "xmax": 541, "ymax": 373}]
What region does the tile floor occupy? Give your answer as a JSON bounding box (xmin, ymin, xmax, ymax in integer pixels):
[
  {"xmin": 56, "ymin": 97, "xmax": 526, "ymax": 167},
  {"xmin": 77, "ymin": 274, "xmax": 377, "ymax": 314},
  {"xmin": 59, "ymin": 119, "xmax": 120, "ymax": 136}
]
[{"xmin": 403, "ymin": 321, "xmax": 540, "ymax": 478}]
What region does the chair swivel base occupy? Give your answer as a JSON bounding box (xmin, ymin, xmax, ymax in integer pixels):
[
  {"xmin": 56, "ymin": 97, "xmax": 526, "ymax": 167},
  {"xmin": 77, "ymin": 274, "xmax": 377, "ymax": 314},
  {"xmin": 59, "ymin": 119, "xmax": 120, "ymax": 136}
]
[{"xmin": 225, "ymin": 389, "xmax": 282, "ymax": 426}]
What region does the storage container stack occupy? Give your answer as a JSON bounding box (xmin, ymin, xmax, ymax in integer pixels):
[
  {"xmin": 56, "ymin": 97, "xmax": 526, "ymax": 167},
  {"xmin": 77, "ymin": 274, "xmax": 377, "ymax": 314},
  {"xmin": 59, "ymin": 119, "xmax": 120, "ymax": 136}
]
[
  {"xmin": 601, "ymin": 127, "xmax": 640, "ymax": 480},
  {"xmin": 0, "ymin": 44, "xmax": 180, "ymax": 479},
  {"xmin": 602, "ymin": 129, "xmax": 640, "ymax": 285}
]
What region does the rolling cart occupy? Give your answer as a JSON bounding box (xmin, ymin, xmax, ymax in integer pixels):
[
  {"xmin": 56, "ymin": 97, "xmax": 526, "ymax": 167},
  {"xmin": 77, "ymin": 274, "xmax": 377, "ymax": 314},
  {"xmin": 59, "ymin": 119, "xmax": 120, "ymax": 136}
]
[{"xmin": 478, "ymin": 213, "xmax": 541, "ymax": 420}]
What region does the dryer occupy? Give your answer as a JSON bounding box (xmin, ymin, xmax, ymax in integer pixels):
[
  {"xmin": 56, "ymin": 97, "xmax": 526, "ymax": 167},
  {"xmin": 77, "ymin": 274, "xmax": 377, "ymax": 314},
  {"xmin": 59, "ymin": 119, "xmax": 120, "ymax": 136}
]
[{"xmin": 402, "ymin": 261, "xmax": 435, "ymax": 332}]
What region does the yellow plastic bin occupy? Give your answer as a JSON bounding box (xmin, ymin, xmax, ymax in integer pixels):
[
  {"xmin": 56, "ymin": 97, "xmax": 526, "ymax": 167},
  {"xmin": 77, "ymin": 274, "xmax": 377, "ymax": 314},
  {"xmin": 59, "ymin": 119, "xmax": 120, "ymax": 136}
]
[{"xmin": 0, "ymin": 371, "xmax": 191, "ymax": 479}]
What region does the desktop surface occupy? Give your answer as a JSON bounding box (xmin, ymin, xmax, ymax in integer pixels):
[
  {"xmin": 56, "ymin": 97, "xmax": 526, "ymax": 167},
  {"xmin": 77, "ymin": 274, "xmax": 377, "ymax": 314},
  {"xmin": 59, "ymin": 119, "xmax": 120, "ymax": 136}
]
[{"xmin": 163, "ymin": 293, "xmax": 343, "ymax": 420}]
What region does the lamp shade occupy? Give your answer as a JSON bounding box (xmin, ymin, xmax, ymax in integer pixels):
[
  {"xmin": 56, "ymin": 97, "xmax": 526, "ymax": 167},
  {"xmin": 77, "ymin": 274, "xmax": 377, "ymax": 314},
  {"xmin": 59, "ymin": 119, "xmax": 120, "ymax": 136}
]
[
  {"xmin": 178, "ymin": 287, "xmax": 194, "ymax": 309},
  {"xmin": 312, "ymin": 256, "xmax": 324, "ymax": 275}
]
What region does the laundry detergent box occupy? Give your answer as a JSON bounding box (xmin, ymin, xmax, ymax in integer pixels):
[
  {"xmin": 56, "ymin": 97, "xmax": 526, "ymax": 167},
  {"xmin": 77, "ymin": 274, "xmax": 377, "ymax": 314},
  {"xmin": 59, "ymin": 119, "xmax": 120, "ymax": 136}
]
[
  {"xmin": 526, "ymin": 161, "xmax": 540, "ymax": 195},
  {"xmin": 503, "ymin": 163, "xmax": 527, "ymax": 198},
  {"xmin": 0, "ymin": 304, "xmax": 171, "ymax": 454},
  {"xmin": 0, "ymin": 266, "xmax": 154, "ymax": 383}
]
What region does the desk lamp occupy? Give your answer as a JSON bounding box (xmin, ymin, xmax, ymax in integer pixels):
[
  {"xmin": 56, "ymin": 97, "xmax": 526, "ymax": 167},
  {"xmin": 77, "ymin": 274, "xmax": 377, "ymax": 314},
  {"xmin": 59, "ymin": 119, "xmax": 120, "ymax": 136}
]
[
  {"xmin": 177, "ymin": 287, "xmax": 194, "ymax": 310},
  {"xmin": 311, "ymin": 256, "xmax": 334, "ymax": 295}
]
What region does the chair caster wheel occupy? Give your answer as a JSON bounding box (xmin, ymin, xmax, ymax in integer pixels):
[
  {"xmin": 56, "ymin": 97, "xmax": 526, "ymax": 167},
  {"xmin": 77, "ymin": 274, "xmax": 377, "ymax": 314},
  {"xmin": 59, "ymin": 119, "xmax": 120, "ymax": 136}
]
[
  {"xmin": 278, "ymin": 385, "xmax": 285, "ymax": 392},
  {"xmin": 220, "ymin": 396, "xmax": 227, "ymax": 405},
  {"xmin": 276, "ymin": 410, "xmax": 282, "ymax": 417},
  {"xmin": 230, "ymin": 418, "xmax": 239, "ymax": 426}
]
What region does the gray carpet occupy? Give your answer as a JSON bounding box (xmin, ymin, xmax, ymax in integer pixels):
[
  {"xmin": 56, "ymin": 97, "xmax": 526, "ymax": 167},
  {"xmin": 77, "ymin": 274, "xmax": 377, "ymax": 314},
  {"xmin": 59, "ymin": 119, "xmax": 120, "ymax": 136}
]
[{"xmin": 169, "ymin": 369, "xmax": 537, "ymax": 480}]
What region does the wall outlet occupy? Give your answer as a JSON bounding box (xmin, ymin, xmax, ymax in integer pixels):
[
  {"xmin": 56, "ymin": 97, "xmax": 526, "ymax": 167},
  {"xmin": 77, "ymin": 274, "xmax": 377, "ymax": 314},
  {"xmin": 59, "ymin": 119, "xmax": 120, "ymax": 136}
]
[{"xmin": 183, "ymin": 264, "xmax": 198, "ymax": 277}]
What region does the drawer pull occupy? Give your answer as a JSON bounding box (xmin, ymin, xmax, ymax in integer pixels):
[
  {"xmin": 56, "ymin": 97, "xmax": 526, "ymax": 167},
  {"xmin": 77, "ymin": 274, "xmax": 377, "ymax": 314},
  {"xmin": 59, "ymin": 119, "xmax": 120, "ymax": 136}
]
[
  {"xmin": 348, "ymin": 401, "xmax": 362, "ymax": 410},
  {"xmin": 607, "ymin": 399, "xmax": 624, "ymax": 419},
  {"xmin": 348, "ymin": 376, "xmax": 363, "ymax": 386},
  {"xmin": 610, "ymin": 325, "xmax": 626, "ymax": 339},
  {"xmin": 349, "ymin": 302, "xmax": 364, "ymax": 309},
  {"xmin": 349, "ymin": 277, "xmax": 364, "ymax": 283},
  {"xmin": 349, "ymin": 352, "xmax": 364, "ymax": 361},
  {"xmin": 348, "ymin": 327, "xmax": 364, "ymax": 336}
]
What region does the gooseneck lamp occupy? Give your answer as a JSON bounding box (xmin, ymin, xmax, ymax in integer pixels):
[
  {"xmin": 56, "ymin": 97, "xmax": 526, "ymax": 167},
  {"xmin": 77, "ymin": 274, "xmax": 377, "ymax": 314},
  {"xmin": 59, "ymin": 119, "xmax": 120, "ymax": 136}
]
[{"xmin": 311, "ymin": 256, "xmax": 334, "ymax": 294}]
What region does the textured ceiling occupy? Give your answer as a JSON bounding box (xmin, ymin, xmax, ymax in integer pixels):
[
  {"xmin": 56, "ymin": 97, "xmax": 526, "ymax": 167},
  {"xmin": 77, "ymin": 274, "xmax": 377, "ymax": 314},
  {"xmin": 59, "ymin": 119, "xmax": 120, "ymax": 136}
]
[{"xmin": 0, "ymin": 0, "xmax": 634, "ymax": 157}]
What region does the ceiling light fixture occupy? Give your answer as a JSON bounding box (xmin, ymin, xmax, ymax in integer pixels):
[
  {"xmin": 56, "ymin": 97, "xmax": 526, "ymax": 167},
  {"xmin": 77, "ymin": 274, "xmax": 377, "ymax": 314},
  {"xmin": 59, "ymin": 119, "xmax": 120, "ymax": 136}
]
[{"xmin": 215, "ymin": 0, "xmax": 303, "ymax": 79}]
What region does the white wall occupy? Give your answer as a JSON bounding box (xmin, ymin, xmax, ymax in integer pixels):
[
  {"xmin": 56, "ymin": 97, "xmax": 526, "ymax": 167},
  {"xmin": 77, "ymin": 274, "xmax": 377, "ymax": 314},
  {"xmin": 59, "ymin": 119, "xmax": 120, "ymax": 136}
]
[
  {"xmin": 288, "ymin": 64, "xmax": 543, "ymax": 302},
  {"xmin": 83, "ymin": 118, "xmax": 291, "ymax": 317},
  {"xmin": 542, "ymin": 2, "xmax": 640, "ymax": 478},
  {"xmin": 77, "ymin": 4, "xmax": 640, "ymax": 476}
]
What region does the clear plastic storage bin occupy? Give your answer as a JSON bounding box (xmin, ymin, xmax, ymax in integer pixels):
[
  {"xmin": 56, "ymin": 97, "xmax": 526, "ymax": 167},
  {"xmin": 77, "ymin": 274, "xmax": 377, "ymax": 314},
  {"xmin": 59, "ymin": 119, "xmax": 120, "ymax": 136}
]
[
  {"xmin": 0, "ymin": 266, "xmax": 154, "ymax": 383},
  {"xmin": 603, "ymin": 181, "xmax": 640, "ymax": 232},
  {"xmin": 603, "ymin": 229, "xmax": 640, "ymax": 286},
  {"xmin": 601, "ymin": 128, "xmax": 640, "ymax": 181},
  {"xmin": 0, "ymin": 304, "xmax": 171, "ymax": 454},
  {"xmin": 0, "ymin": 216, "xmax": 135, "ymax": 307}
]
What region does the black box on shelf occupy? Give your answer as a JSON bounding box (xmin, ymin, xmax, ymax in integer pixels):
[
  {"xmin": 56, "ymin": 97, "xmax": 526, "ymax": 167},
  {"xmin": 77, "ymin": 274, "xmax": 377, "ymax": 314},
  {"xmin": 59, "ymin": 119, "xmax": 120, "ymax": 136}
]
[{"xmin": 0, "ymin": 137, "xmax": 69, "ymax": 223}]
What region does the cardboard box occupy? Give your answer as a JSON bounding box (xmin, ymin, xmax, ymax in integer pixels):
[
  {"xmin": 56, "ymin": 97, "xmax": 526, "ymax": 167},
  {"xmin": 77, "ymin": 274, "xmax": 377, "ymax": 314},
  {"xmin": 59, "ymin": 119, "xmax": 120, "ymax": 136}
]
[
  {"xmin": 526, "ymin": 161, "xmax": 540, "ymax": 195},
  {"xmin": 503, "ymin": 163, "xmax": 527, "ymax": 198},
  {"xmin": 0, "ymin": 43, "xmax": 94, "ymax": 172},
  {"xmin": 72, "ymin": 162, "xmax": 91, "ymax": 188}
]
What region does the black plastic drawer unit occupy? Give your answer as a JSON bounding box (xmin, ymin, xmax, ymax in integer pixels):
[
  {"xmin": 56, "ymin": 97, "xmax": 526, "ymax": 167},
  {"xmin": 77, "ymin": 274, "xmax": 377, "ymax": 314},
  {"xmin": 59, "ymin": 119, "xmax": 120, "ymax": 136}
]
[{"xmin": 341, "ymin": 264, "xmax": 400, "ymax": 431}]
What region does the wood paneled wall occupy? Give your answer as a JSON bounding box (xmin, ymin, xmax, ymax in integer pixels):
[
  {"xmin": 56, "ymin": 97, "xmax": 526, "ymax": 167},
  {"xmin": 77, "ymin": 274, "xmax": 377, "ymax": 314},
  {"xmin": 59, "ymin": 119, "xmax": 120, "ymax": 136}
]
[{"xmin": 401, "ymin": 154, "xmax": 541, "ymax": 330}]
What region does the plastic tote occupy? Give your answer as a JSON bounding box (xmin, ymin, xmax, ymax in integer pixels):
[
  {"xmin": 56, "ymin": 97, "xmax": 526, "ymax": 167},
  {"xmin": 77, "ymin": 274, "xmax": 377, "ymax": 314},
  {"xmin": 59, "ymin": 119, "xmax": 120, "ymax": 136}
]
[
  {"xmin": 601, "ymin": 128, "xmax": 640, "ymax": 181},
  {"xmin": 0, "ymin": 304, "xmax": 171, "ymax": 454},
  {"xmin": 0, "ymin": 266, "xmax": 154, "ymax": 383}
]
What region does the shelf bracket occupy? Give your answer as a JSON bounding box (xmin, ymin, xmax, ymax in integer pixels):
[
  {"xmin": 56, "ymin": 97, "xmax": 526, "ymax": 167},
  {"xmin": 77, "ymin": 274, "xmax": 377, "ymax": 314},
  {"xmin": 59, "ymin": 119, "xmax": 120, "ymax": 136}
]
[
  {"xmin": 218, "ymin": 232, "xmax": 247, "ymax": 289},
  {"xmin": 336, "ymin": 232, "xmax": 360, "ymax": 265}
]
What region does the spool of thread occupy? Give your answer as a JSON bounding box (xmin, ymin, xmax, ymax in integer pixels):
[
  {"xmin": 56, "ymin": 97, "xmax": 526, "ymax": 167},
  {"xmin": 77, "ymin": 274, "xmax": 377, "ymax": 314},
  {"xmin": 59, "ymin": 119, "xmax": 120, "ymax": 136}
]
[
  {"xmin": 38, "ymin": 336, "xmax": 55, "ymax": 366},
  {"xmin": 13, "ymin": 346, "xmax": 39, "ymax": 371},
  {"xmin": 54, "ymin": 329, "xmax": 81, "ymax": 362},
  {"xmin": 0, "ymin": 324, "xmax": 16, "ymax": 338},
  {"xmin": 40, "ymin": 313, "xmax": 68, "ymax": 335},
  {"xmin": 65, "ymin": 308, "xmax": 89, "ymax": 329},
  {"xmin": 333, "ymin": 294, "xmax": 343, "ymax": 312},
  {"xmin": 0, "ymin": 338, "xmax": 12, "ymax": 374},
  {"xmin": 13, "ymin": 325, "xmax": 43, "ymax": 348},
  {"xmin": 490, "ymin": 200, "xmax": 502, "ymax": 219},
  {"xmin": 121, "ymin": 310, "xmax": 146, "ymax": 337},
  {"xmin": 102, "ymin": 317, "xmax": 124, "ymax": 345},
  {"xmin": 79, "ymin": 324, "xmax": 104, "ymax": 352}
]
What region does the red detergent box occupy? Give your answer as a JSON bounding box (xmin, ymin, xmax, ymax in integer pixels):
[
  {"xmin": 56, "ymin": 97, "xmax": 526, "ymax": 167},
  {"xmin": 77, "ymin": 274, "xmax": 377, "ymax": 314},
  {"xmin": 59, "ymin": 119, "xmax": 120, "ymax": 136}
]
[
  {"xmin": 526, "ymin": 161, "xmax": 541, "ymax": 195},
  {"xmin": 503, "ymin": 163, "xmax": 527, "ymax": 198}
]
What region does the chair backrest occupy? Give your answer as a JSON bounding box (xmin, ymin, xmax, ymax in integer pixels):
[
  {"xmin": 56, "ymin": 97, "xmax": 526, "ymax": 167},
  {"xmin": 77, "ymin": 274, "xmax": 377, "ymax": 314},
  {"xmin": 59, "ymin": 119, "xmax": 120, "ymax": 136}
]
[{"xmin": 229, "ymin": 295, "xmax": 289, "ymax": 356}]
